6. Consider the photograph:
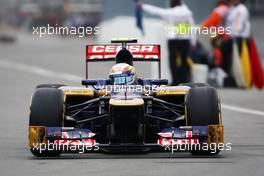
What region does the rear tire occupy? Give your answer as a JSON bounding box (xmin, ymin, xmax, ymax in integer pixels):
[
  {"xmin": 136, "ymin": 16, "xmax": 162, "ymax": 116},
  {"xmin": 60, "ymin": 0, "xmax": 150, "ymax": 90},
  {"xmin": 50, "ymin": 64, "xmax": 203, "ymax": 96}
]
[
  {"xmin": 29, "ymin": 88, "xmax": 64, "ymax": 157},
  {"xmin": 185, "ymin": 87, "xmax": 221, "ymax": 155}
]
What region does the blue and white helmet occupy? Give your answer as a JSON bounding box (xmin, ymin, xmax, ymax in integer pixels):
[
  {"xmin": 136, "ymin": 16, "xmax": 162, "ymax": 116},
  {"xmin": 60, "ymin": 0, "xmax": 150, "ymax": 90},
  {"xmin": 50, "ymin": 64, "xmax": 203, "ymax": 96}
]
[{"xmin": 109, "ymin": 63, "xmax": 136, "ymax": 85}]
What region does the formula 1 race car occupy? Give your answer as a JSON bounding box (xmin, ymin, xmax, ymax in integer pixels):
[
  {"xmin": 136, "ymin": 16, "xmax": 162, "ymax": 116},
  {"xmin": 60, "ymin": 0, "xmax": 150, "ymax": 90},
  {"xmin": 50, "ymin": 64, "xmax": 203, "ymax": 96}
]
[{"xmin": 28, "ymin": 38, "xmax": 224, "ymax": 157}]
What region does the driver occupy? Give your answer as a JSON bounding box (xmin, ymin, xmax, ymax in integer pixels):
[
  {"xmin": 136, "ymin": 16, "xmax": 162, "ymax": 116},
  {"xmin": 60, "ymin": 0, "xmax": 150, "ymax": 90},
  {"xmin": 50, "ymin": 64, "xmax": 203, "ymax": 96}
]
[{"xmin": 109, "ymin": 63, "xmax": 136, "ymax": 85}]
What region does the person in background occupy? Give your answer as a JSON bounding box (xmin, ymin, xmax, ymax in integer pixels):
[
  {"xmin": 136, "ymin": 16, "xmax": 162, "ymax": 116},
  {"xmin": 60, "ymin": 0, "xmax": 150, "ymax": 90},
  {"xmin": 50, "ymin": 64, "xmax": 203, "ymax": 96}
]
[
  {"xmin": 136, "ymin": 0, "xmax": 196, "ymax": 85},
  {"xmin": 221, "ymin": 0, "xmax": 251, "ymax": 87},
  {"xmin": 226, "ymin": 0, "xmax": 250, "ymax": 40},
  {"xmin": 202, "ymin": 0, "xmax": 229, "ymax": 68},
  {"xmin": 202, "ymin": 1, "xmax": 229, "ymax": 30}
]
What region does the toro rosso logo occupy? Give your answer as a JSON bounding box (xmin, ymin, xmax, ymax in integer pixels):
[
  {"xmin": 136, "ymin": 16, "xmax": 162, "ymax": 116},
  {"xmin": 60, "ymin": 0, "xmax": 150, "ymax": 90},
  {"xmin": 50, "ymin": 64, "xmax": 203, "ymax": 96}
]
[{"xmin": 86, "ymin": 45, "xmax": 160, "ymax": 60}]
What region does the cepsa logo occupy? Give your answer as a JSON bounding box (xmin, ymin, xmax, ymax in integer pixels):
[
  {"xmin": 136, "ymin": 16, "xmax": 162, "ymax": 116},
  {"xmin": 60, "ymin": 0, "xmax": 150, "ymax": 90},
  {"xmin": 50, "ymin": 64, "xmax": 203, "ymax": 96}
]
[{"xmin": 86, "ymin": 45, "xmax": 160, "ymax": 60}]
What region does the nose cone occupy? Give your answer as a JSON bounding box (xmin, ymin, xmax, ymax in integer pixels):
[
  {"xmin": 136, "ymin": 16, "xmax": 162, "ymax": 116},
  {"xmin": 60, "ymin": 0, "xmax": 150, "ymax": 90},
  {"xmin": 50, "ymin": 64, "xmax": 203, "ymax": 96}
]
[{"xmin": 109, "ymin": 98, "xmax": 144, "ymax": 106}]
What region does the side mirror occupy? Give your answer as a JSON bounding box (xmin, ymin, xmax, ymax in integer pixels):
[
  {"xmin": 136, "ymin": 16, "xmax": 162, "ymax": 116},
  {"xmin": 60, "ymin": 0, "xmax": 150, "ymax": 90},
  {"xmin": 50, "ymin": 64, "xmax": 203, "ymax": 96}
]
[
  {"xmin": 151, "ymin": 79, "xmax": 168, "ymax": 86},
  {"xmin": 81, "ymin": 80, "xmax": 98, "ymax": 86},
  {"xmin": 142, "ymin": 79, "xmax": 168, "ymax": 86},
  {"xmin": 82, "ymin": 79, "xmax": 112, "ymax": 86}
]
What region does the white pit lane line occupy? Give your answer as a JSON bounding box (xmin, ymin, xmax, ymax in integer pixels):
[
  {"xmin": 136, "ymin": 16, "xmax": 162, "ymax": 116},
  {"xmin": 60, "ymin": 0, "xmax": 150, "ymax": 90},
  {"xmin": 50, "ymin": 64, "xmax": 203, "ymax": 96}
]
[
  {"xmin": 221, "ymin": 104, "xmax": 264, "ymax": 116},
  {"xmin": 1, "ymin": 59, "xmax": 264, "ymax": 117},
  {"xmin": 0, "ymin": 59, "xmax": 82, "ymax": 83}
]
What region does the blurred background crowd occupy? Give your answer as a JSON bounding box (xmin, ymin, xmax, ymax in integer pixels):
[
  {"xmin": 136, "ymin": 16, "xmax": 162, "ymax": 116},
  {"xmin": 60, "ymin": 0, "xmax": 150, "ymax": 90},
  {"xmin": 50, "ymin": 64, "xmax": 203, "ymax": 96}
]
[
  {"xmin": 0, "ymin": 0, "xmax": 102, "ymax": 37},
  {"xmin": 0, "ymin": 0, "xmax": 264, "ymax": 89}
]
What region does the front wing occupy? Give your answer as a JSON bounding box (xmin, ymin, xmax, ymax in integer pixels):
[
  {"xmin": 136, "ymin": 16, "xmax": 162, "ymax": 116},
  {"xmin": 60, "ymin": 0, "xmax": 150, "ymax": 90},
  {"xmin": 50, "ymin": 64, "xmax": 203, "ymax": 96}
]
[{"xmin": 29, "ymin": 125, "xmax": 224, "ymax": 153}]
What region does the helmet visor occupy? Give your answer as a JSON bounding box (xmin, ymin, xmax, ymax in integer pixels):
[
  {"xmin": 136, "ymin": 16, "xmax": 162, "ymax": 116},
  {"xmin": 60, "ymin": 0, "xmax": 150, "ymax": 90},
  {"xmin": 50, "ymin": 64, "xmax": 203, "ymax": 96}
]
[{"xmin": 110, "ymin": 74, "xmax": 134, "ymax": 85}]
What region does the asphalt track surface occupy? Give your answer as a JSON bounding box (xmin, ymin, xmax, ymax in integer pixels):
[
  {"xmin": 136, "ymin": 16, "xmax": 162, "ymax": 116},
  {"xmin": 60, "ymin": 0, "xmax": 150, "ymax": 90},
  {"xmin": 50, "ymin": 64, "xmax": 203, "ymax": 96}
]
[{"xmin": 0, "ymin": 34, "xmax": 264, "ymax": 176}]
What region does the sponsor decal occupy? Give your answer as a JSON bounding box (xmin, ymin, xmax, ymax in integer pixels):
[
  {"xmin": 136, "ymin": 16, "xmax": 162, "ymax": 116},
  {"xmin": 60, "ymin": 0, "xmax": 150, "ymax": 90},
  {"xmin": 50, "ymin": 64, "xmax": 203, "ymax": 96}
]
[
  {"xmin": 86, "ymin": 45, "xmax": 160, "ymax": 60},
  {"xmin": 54, "ymin": 132, "xmax": 96, "ymax": 146},
  {"xmin": 158, "ymin": 138, "xmax": 199, "ymax": 146}
]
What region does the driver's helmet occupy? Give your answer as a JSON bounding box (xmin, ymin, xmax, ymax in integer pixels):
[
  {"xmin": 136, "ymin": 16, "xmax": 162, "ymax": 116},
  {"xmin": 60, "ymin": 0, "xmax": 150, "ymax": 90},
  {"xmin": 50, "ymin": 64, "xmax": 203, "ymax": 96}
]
[{"xmin": 109, "ymin": 63, "xmax": 136, "ymax": 85}]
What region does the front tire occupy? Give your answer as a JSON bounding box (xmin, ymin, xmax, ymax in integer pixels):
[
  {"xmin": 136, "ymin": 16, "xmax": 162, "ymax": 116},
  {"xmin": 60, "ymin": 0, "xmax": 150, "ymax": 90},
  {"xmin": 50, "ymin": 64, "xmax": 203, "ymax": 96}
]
[
  {"xmin": 29, "ymin": 88, "xmax": 64, "ymax": 157},
  {"xmin": 185, "ymin": 87, "xmax": 221, "ymax": 155},
  {"xmin": 36, "ymin": 84, "xmax": 65, "ymax": 89}
]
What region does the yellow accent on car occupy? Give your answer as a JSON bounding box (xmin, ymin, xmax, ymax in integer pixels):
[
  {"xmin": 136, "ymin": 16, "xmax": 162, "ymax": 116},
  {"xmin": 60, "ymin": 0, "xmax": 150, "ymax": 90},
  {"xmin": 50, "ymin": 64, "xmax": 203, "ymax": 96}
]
[
  {"xmin": 96, "ymin": 89, "xmax": 108, "ymax": 96},
  {"xmin": 207, "ymin": 125, "xmax": 224, "ymax": 144},
  {"xmin": 156, "ymin": 86, "xmax": 189, "ymax": 96},
  {"xmin": 111, "ymin": 38, "xmax": 137, "ymax": 43},
  {"xmin": 28, "ymin": 126, "xmax": 47, "ymax": 148},
  {"xmin": 157, "ymin": 91, "xmax": 187, "ymax": 96},
  {"xmin": 109, "ymin": 98, "xmax": 144, "ymax": 106},
  {"xmin": 218, "ymin": 95, "xmax": 222, "ymax": 125},
  {"xmin": 185, "ymin": 104, "xmax": 188, "ymax": 126},
  {"xmin": 63, "ymin": 89, "xmax": 94, "ymax": 96},
  {"xmin": 62, "ymin": 94, "xmax": 67, "ymax": 127}
]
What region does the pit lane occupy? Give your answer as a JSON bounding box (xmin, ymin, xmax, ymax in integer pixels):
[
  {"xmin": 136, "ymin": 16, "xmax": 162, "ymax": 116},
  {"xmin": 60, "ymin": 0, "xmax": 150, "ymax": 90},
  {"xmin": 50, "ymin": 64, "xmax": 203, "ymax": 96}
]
[{"xmin": 0, "ymin": 34, "xmax": 264, "ymax": 176}]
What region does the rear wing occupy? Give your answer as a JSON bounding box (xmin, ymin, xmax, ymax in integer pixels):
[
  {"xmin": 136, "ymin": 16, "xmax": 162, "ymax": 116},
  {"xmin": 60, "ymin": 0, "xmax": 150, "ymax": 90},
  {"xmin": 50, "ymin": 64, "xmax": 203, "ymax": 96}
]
[
  {"xmin": 85, "ymin": 42, "xmax": 161, "ymax": 79},
  {"xmin": 86, "ymin": 44, "xmax": 160, "ymax": 61}
]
